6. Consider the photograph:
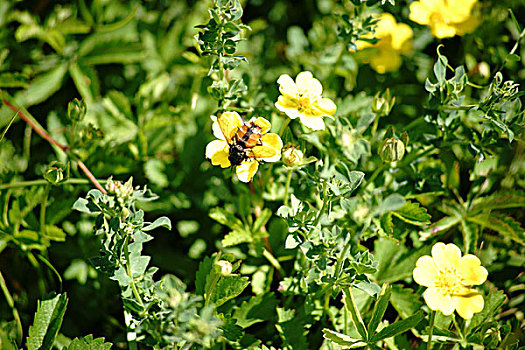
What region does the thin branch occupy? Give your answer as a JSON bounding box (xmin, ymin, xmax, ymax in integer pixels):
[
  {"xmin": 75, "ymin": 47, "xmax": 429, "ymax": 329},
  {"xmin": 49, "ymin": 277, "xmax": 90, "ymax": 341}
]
[{"xmin": 1, "ymin": 96, "xmax": 107, "ymax": 194}]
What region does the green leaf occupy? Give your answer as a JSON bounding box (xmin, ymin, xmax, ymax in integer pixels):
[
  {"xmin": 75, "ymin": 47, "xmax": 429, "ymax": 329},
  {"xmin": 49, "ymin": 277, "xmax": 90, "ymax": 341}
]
[
  {"xmin": 392, "ymin": 202, "xmax": 431, "ymax": 226},
  {"xmin": 276, "ymin": 308, "xmax": 308, "ymax": 350},
  {"xmin": 13, "ymin": 62, "xmax": 68, "ymax": 107},
  {"xmin": 0, "ymin": 72, "xmax": 29, "ymax": 88},
  {"xmin": 195, "ymin": 255, "xmax": 214, "ymax": 296},
  {"xmin": 374, "ymin": 239, "xmax": 431, "ymax": 283},
  {"xmin": 369, "ymin": 311, "xmax": 424, "ymax": 342},
  {"xmin": 233, "ymin": 292, "xmax": 279, "ymax": 328},
  {"xmin": 142, "ymin": 216, "xmax": 172, "ymax": 231},
  {"xmin": 468, "ymin": 214, "xmax": 525, "ymax": 246},
  {"xmin": 390, "ymin": 285, "xmax": 422, "ymax": 319},
  {"xmin": 434, "ymin": 55, "xmax": 447, "ymax": 86},
  {"xmin": 144, "ymin": 159, "xmax": 169, "ymax": 188},
  {"xmin": 322, "ymin": 329, "xmax": 366, "ymax": 348},
  {"xmin": 44, "ymin": 225, "xmax": 66, "ymax": 242},
  {"xmin": 343, "ymin": 287, "xmax": 368, "ymax": 341},
  {"xmin": 471, "ymin": 191, "xmax": 525, "ymax": 212},
  {"xmin": 72, "ymin": 198, "xmax": 92, "ymax": 214},
  {"xmin": 209, "ymin": 207, "xmax": 243, "ymax": 228},
  {"xmin": 467, "ymin": 291, "xmax": 506, "ymax": 335},
  {"xmin": 64, "ymin": 334, "xmax": 112, "ymax": 350},
  {"xmin": 373, "ymin": 194, "xmax": 405, "ymax": 217},
  {"xmin": 210, "ymin": 275, "xmax": 249, "ymax": 307},
  {"xmin": 68, "ymin": 61, "xmax": 95, "ymax": 104},
  {"xmin": 419, "ymin": 216, "xmax": 461, "ymax": 240},
  {"xmin": 222, "ymin": 229, "xmax": 252, "ymax": 247},
  {"xmin": 367, "ymin": 283, "xmax": 391, "ymax": 334},
  {"xmin": 27, "ymin": 293, "xmax": 68, "ymax": 350}
]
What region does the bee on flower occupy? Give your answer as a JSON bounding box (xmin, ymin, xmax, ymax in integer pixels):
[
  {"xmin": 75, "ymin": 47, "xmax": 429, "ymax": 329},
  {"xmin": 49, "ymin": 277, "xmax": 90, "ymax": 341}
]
[
  {"xmin": 205, "ymin": 111, "xmax": 283, "ymax": 183},
  {"xmin": 275, "ymin": 71, "xmax": 337, "ymax": 131},
  {"xmin": 355, "ymin": 13, "xmax": 413, "ymax": 74},
  {"xmin": 409, "ymin": 0, "xmax": 480, "ymax": 39},
  {"xmin": 413, "ymin": 242, "xmax": 488, "ymax": 319}
]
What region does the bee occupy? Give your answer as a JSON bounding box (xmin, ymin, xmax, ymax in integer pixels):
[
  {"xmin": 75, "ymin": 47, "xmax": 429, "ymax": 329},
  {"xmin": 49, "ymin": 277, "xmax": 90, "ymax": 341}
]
[{"xmin": 216, "ymin": 114, "xmax": 278, "ymax": 166}]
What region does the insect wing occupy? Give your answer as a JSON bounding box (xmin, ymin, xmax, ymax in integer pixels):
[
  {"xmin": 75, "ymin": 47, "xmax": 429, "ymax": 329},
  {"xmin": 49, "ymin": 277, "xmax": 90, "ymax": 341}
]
[
  {"xmin": 217, "ymin": 113, "xmax": 241, "ymax": 143},
  {"xmin": 248, "ymin": 145, "xmax": 277, "ymax": 159}
]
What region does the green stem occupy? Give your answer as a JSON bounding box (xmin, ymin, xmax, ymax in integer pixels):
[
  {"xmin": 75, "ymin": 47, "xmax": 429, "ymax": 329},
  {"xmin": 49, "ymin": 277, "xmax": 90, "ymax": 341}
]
[
  {"xmin": 0, "ymin": 269, "xmax": 23, "ymax": 343},
  {"xmin": 40, "ymin": 184, "xmax": 50, "ymax": 236},
  {"xmin": 0, "ymin": 178, "xmax": 99, "ymax": 190},
  {"xmin": 334, "ymin": 239, "xmax": 352, "ymax": 279},
  {"xmin": 427, "ymin": 310, "xmax": 436, "ymax": 350},
  {"xmin": 283, "ymin": 169, "xmax": 293, "ymax": 206},
  {"xmin": 313, "ymin": 181, "xmax": 328, "ymax": 226},
  {"xmin": 371, "ymin": 113, "xmax": 380, "ymax": 138},
  {"xmin": 452, "ymin": 314, "xmax": 466, "ymax": 344},
  {"xmin": 263, "ymin": 248, "xmax": 285, "ymax": 277},
  {"xmin": 205, "ymin": 274, "xmax": 220, "ymax": 307},
  {"xmin": 279, "ymin": 118, "xmax": 291, "ymax": 137},
  {"xmin": 497, "ymin": 26, "xmax": 525, "ymax": 74},
  {"xmin": 123, "ymin": 236, "xmax": 144, "ymax": 308}
]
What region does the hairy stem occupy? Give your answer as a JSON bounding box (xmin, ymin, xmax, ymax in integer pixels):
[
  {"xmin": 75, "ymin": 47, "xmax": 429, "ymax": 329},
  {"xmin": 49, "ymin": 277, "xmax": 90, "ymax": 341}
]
[
  {"xmin": 283, "ymin": 169, "xmax": 293, "ymax": 206},
  {"xmin": 427, "ymin": 310, "xmax": 436, "ymax": 350}
]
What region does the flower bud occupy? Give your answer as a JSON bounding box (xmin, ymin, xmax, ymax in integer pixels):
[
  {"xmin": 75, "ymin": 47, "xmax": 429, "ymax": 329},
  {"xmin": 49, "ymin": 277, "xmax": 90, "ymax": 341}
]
[
  {"xmin": 44, "ymin": 161, "xmax": 68, "ymax": 184},
  {"xmin": 215, "ymin": 260, "xmax": 233, "ymax": 275},
  {"xmin": 67, "ymin": 98, "xmax": 86, "ymax": 122},
  {"xmin": 379, "ymin": 137, "xmax": 405, "ymax": 162},
  {"xmin": 372, "ymin": 89, "xmax": 395, "ymax": 116},
  {"xmin": 281, "ymin": 146, "xmax": 304, "ymax": 166}
]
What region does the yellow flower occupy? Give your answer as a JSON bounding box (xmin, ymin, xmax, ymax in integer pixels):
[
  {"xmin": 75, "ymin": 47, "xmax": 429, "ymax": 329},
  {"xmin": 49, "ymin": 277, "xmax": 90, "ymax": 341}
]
[
  {"xmin": 409, "ymin": 0, "xmax": 480, "ymax": 39},
  {"xmin": 356, "ymin": 13, "xmax": 413, "ymax": 74},
  {"xmin": 413, "ymin": 242, "xmax": 488, "ymax": 319},
  {"xmin": 275, "ymin": 71, "xmax": 337, "ymax": 131},
  {"xmin": 205, "ymin": 111, "xmax": 283, "ymax": 183}
]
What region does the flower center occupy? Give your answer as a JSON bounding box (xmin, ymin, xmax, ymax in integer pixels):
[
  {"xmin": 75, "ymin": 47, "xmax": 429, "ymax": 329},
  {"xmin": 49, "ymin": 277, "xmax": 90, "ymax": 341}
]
[
  {"xmin": 434, "ymin": 267, "xmax": 464, "ymax": 295},
  {"xmin": 297, "ymin": 94, "xmax": 311, "ymax": 112}
]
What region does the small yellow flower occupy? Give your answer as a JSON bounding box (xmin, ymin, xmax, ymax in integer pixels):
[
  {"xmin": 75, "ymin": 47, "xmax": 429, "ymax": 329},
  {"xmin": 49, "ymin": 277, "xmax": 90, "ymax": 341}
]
[
  {"xmin": 409, "ymin": 0, "xmax": 480, "ymax": 39},
  {"xmin": 275, "ymin": 71, "xmax": 337, "ymax": 131},
  {"xmin": 205, "ymin": 112, "xmax": 283, "ymax": 183},
  {"xmin": 356, "ymin": 13, "xmax": 413, "ymax": 74},
  {"xmin": 413, "ymin": 242, "xmax": 488, "ymax": 319}
]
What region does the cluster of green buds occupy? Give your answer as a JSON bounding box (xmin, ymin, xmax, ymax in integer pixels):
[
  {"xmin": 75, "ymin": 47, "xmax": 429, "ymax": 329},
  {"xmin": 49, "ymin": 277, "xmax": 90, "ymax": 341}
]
[
  {"xmin": 379, "ymin": 127, "xmax": 408, "ymax": 163},
  {"xmin": 44, "ymin": 161, "xmax": 69, "ymax": 185},
  {"xmin": 67, "ymin": 98, "xmax": 86, "ymax": 122},
  {"xmin": 372, "ymin": 89, "xmax": 395, "ymax": 117},
  {"xmin": 106, "ymin": 177, "xmax": 134, "ymax": 206}
]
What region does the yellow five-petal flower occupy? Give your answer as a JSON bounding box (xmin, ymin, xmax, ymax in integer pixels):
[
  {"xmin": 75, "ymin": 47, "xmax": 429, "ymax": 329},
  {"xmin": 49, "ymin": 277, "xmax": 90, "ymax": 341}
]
[
  {"xmin": 275, "ymin": 71, "xmax": 336, "ymax": 131},
  {"xmin": 409, "ymin": 0, "xmax": 480, "ymax": 39},
  {"xmin": 356, "ymin": 13, "xmax": 413, "ymax": 74},
  {"xmin": 205, "ymin": 111, "xmax": 283, "ymax": 183},
  {"xmin": 413, "ymin": 242, "xmax": 487, "ymax": 319}
]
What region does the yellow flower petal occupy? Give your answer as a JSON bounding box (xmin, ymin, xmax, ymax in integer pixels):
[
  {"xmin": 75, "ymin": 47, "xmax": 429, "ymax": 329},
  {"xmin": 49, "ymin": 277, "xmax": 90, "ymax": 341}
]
[
  {"xmin": 391, "ymin": 23, "xmax": 413, "ymax": 51},
  {"xmin": 413, "ymin": 255, "xmax": 439, "ymax": 287},
  {"xmin": 370, "ymin": 47, "xmax": 402, "ymax": 74},
  {"xmin": 432, "ymin": 242, "xmax": 462, "ymax": 271},
  {"xmin": 205, "ymin": 140, "xmax": 231, "ymax": 168},
  {"xmin": 296, "ymin": 71, "xmax": 323, "ymax": 97},
  {"xmin": 453, "ymin": 293, "xmax": 484, "ymax": 319},
  {"xmin": 253, "ymin": 117, "xmax": 272, "ymax": 134},
  {"xmin": 211, "ymin": 116, "xmax": 226, "ymax": 140},
  {"xmin": 218, "ymin": 112, "xmax": 244, "ymax": 141},
  {"xmin": 275, "ymin": 99, "xmax": 302, "ymax": 119},
  {"xmin": 260, "ymin": 133, "xmax": 283, "ymax": 162},
  {"xmin": 316, "ymin": 98, "xmax": 337, "ymax": 116},
  {"xmin": 277, "ymin": 74, "xmax": 298, "ymax": 97},
  {"xmin": 459, "ymin": 255, "xmax": 488, "ymax": 286},
  {"xmin": 300, "ymin": 115, "xmax": 325, "ymax": 131},
  {"xmin": 409, "ymin": 2, "xmax": 431, "ymax": 25},
  {"xmin": 423, "ymin": 287, "xmax": 455, "ymax": 315},
  {"xmin": 432, "ymin": 22, "xmax": 457, "ymax": 38},
  {"xmin": 236, "ymin": 159, "xmax": 259, "ymax": 182}
]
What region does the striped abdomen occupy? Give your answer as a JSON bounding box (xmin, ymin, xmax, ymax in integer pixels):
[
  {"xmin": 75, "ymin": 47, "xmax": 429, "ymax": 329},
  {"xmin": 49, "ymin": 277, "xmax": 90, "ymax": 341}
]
[{"xmin": 235, "ymin": 123, "xmax": 262, "ymax": 148}]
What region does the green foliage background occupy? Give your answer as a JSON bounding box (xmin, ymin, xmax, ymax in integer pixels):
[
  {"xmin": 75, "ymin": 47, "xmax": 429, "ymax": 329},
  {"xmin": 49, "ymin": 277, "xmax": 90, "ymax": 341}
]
[{"xmin": 0, "ymin": 0, "xmax": 524, "ymax": 349}]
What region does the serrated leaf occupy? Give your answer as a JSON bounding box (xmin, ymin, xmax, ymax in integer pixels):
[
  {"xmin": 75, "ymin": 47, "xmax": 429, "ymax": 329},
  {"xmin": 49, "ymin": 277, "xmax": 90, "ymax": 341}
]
[
  {"xmin": 373, "ymin": 194, "xmax": 405, "ymax": 217},
  {"xmin": 467, "ymin": 291, "xmax": 506, "ymax": 335},
  {"xmin": 322, "ymin": 329, "xmax": 366, "ymax": 348},
  {"xmin": 374, "ymin": 239, "xmax": 431, "ymax": 283},
  {"xmin": 44, "ymin": 225, "xmax": 66, "ymax": 242},
  {"xmin": 276, "ymin": 308, "xmax": 308, "ymax": 350},
  {"xmin": 419, "ymin": 216, "xmax": 461, "ymax": 240},
  {"xmin": 471, "ymin": 191, "xmax": 525, "ymax": 212},
  {"xmin": 209, "ymin": 207, "xmax": 243, "ymax": 228},
  {"xmin": 142, "ymin": 216, "xmax": 171, "ymax": 231},
  {"xmin": 0, "ymin": 72, "xmax": 29, "ymax": 88},
  {"xmin": 195, "ymin": 255, "xmax": 214, "ymax": 296},
  {"xmin": 210, "ymin": 275, "xmax": 249, "ymax": 307},
  {"xmin": 222, "ymin": 229, "xmax": 252, "ymax": 247},
  {"xmin": 220, "ymin": 318, "xmax": 243, "ymax": 342},
  {"xmin": 64, "ymin": 334, "xmax": 112, "ymax": 350},
  {"xmin": 392, "ymin": 202, "xmax": 431, "ymax": 226},
  {"xmin": 14, "ymin": 63, "xmax": 68, "ymax": 107},
  {"xmin": 27, "ymin": 293, "xmax": 68, "ymax": 350},
  {"xmin": 367, "ymin": 283, "xmax": 391, "ymax": 334},
  {"xmin": 369, "ymin": 311, "xmax": 424, "ymax": 342},
  {"xmin": 343, "ymin": 287, "xmax": 368, "ymax": 341},
  {"xmin": 468, "ymin": 214, "xmax": 525, "ymax": 246}
]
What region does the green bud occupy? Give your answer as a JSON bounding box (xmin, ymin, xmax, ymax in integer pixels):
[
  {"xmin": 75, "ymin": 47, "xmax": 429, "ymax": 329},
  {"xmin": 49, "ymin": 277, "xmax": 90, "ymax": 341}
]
[
  {"xmin": 379, "ymin": 136, "xmax": 406, "ymax": 162},
  {"xmin": 372, "ymin": 89, "xmax": 395, "ymax": 116},
  {"xmin": 44, "ymin": 161, "xmax": 69, "ymax": 184},
  {"xmin": 67, "ymin": 98, "xmax": 86, "ymax": 122},
  {"xmin": 281, "ymin": 146, "xmax": 304, "ymax": 166},
  {"xmin": 214, "ymin": 260, "xmax": 233, "ymax": 275}
]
